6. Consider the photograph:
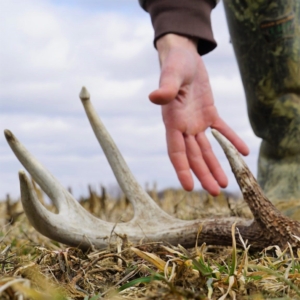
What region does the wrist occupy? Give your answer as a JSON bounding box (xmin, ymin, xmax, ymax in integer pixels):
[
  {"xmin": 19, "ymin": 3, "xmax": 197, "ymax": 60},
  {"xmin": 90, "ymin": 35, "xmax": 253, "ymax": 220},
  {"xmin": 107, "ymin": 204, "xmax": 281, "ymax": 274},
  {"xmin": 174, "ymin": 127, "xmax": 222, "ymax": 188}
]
[{"xmin": 156, "ymin": 34, "xmax": 198, "ymax": 64}]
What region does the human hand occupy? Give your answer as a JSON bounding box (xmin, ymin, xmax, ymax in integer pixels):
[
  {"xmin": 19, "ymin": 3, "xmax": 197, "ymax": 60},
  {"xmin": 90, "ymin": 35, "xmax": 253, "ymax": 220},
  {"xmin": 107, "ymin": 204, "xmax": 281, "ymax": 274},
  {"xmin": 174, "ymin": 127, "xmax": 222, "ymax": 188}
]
[{"xmin": 150, "ymin": 34, "xmax": 249, "ymax": 195}]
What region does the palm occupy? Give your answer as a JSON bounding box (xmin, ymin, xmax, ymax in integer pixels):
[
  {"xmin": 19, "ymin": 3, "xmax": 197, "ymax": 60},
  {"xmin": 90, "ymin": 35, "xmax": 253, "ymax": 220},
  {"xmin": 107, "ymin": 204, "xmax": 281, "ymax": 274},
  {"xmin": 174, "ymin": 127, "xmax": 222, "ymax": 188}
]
[{"xmin": 150, "ymin": 47, "xmax": 249, "ymax": 195}]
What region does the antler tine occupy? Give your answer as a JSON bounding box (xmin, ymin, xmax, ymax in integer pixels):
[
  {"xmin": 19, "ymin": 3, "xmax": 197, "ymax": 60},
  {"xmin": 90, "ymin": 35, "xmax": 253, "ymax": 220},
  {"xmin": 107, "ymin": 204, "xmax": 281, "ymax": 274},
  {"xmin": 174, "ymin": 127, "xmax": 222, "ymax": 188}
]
[
  {"xmin": 4, "ymin": 129, "xmax": 106, "ymax": 219},
  {"xmin": 18, "ymin": 170, "xmax": 61, "ymax": 234},
  {"xmin": 79, "ymin": 87, "xmax": 174, "ymax": 223},
  {"xmin": 18, "ymin": 170, "xmax": 116, "ymax": 248},
  {"xmin": 4, "ymin": 130, "xmax": 68, "ymax": 212},
  {"xmin": 212, "ymin": 129, "xmax": 300, "ymax": 248},
  {"xmin": 211, "ymin": 129, "xmax": 276, "ymax": 218}
]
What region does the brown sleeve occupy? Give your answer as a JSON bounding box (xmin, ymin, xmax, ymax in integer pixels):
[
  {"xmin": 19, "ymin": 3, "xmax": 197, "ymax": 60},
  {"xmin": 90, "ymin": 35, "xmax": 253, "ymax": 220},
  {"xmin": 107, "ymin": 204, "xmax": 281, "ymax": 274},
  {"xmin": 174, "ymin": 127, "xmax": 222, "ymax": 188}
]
[{"xmin": 142, "ymin": 0, "xmax": 217, "ymax": 55}]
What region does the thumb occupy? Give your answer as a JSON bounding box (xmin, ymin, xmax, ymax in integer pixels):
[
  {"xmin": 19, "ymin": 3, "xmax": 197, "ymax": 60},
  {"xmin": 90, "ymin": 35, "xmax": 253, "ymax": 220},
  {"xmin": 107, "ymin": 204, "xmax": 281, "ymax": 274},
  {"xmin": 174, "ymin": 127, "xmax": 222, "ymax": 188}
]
[{"xmin": 149, "ymin": 66, "xmax": 183, "ymax": 105}]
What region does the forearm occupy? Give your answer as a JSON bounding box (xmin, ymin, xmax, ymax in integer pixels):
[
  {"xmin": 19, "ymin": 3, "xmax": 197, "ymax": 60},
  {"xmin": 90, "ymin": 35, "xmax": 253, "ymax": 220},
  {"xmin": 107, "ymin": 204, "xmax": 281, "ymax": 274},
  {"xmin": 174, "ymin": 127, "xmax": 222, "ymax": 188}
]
[{"xmin": 156, "ymin": 34, "xmax": 198, "ymax": 65}]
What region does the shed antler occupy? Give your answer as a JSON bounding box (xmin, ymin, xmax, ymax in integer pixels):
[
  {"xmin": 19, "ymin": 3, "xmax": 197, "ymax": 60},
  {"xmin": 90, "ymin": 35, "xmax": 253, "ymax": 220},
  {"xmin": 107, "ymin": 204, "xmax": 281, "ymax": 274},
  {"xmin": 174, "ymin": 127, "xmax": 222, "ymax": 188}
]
[{"xmin": 4, "ymin": 87, "xmax": 300, "ymax": 250}]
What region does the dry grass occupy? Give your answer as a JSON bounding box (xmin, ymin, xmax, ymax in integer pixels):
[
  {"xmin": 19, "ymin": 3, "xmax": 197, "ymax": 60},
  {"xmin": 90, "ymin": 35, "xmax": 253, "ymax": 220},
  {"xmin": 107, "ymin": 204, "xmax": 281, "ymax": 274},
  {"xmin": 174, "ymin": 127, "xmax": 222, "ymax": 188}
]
[{"xmin": 1, "ymin": 186, "xmax": 300, "ymax": 299}]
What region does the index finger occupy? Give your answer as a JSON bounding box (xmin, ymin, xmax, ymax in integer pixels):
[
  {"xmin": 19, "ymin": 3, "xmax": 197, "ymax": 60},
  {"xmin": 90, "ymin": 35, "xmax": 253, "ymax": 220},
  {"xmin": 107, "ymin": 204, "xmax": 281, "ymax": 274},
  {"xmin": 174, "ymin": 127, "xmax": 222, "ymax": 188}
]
[{"xmin": 166, "ymin": 129, "xmax": 194, "ymax": 191}]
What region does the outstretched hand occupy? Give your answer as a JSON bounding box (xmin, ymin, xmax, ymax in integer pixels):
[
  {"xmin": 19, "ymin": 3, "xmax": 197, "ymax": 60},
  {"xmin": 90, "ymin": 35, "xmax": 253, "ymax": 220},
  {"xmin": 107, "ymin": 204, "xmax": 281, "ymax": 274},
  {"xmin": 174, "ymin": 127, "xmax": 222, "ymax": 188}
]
[{"xmin": 150, "ymin": 34, "xmax": 249, "ymax": 195}]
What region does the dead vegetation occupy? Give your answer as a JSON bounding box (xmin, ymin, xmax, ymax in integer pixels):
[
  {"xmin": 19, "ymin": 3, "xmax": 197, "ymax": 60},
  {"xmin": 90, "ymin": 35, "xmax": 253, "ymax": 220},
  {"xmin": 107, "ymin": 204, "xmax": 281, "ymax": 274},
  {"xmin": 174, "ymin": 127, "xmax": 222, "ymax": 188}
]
[
  {"xmin": 1, "ymin": 187, "xmax": 300, "ymax": 299},
  {"xmin": 2, "ymin": 87, "xmax": 300, "ymax": 298}
]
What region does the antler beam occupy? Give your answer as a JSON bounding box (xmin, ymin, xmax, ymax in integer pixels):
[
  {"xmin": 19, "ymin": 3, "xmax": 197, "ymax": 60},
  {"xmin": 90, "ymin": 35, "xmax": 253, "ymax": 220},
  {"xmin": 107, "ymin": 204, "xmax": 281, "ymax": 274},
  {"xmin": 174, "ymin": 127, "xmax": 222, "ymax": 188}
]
[{"xmin": 4, "ymin": 87, "xmax": 300, "ymax": 250}]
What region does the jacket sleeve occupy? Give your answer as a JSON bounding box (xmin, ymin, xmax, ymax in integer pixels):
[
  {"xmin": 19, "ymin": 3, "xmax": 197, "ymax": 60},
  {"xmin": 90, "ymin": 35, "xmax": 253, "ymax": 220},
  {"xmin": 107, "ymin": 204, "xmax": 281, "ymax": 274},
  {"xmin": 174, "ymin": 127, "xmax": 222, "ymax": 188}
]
[{"xmin": 139, "ymin": 0, "xmax": 218, "ymax": 55}]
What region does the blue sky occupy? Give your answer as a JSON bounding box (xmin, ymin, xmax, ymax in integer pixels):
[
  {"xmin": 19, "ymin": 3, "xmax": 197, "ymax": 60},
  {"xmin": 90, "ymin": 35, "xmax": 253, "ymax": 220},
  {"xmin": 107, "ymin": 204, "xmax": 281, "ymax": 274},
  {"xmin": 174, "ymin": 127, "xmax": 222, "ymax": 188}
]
[{"xmin": 0, "ymin": 0, "xmax": 261, "ymax": 199}]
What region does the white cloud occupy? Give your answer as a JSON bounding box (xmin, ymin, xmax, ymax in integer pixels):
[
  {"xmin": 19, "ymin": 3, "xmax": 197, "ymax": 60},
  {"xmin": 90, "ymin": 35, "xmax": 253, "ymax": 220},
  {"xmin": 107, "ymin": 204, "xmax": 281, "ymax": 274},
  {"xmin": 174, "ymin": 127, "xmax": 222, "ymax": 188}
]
[{"xmin": 0, "ymin": 0, "xmax": 261, "ymax": 200}]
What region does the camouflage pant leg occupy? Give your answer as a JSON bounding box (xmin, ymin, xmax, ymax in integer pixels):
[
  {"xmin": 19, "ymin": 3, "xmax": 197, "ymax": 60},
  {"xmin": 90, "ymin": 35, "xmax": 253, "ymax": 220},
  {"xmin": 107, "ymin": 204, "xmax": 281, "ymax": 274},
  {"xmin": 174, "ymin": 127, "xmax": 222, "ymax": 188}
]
[{"xmin": 223, "ymin": 0, "xmax": 300, "ymax": 209}]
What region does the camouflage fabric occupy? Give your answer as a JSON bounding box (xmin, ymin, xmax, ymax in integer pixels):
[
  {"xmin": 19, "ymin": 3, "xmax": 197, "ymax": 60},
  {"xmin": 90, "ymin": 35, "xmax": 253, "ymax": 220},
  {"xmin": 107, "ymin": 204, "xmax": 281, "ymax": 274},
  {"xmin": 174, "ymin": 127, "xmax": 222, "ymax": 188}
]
[{"xmin": 223, "ymin": 0, "xmax": 300, "ymax": 217}]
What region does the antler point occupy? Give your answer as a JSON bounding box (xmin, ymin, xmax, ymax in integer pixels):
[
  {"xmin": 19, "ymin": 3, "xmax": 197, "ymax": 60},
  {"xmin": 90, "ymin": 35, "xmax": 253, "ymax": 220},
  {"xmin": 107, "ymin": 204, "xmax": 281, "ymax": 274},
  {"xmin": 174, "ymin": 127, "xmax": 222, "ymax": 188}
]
[
  {"xmin": 79, "ymin": 86, "xmax": 90, "ymax": 101},
  {"xmin": 18, "ymin": 170, "xmax": 29, "ymax": 183},
  {"xmin": 4, "ymin": 129, "xmax": 14, "ymax": 142},
  {"xmin": 18, "ymin": 169, "xmax": 26, "ymax": 176}
]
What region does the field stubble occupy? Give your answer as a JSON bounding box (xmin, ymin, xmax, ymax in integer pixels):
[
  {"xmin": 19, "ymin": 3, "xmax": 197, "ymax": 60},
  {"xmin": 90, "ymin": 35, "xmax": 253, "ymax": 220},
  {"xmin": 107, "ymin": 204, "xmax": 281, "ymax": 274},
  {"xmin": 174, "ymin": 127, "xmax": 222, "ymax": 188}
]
[{"xmin": 0, "ymin": 183, "xmax": 300, "ymax": 300}]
